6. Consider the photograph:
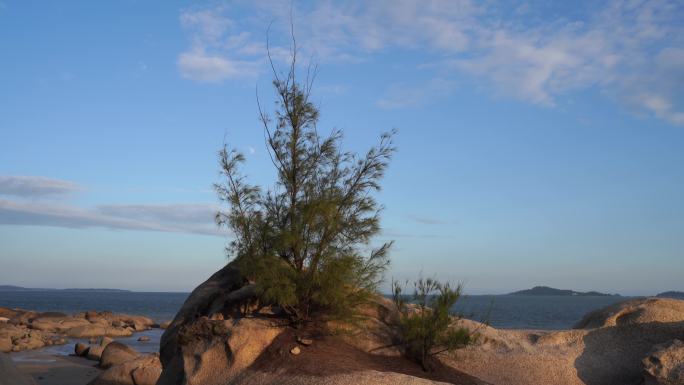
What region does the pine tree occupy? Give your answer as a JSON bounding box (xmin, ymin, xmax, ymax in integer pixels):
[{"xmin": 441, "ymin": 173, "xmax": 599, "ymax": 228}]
[
  {"xmin": 215, "ymin": 43, "xmax": 396, "ymax": 324},
  {"xmin": 392, "ymin": 278, "xmax": 474, "ymax": 371}
]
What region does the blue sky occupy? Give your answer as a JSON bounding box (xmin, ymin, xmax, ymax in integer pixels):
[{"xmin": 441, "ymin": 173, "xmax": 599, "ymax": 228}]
[{"xmin": 0, "ymin": 0, "xmax": 682, "ymax": 294}]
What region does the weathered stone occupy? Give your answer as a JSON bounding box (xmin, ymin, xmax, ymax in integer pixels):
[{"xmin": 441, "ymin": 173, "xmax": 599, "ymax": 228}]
[
  {"xmin": 100, "ymin": 341, "xmax": 140, "ymax": 369},
  {"xmin": 88, "ymin": 354, "xmax": 161, "ymax": 385},
  {"xmin": 100, "ymin": 336, "xmax": 114, "ymax": 347},
  {"xmin": 0, "ymin": 337, "xmax": 11, "ymax": 353},
  {"xmin": 75, "ymin": 342, "xmax": 90, "ymax": 356},
  {"xmin": 575, "ymin": 298, "xmax": 684, "ymax": 329},
  {"xmin": 131, "ymin": 361, "xmax": 163, "ymax": 385},
  {"xmin": 66, "ymin": 324, "xmax": 107, "ymax": 338},
  {"xmin": 447, "ymin": 299, "xmax": 684, "ymax": 385},
  {"xmin": 643, "ymin": 339, "xmax": 684, "ymax": 385},
  {"xmin": 86, "ymin": 345, "xmax": 105, "ymax": 361}
]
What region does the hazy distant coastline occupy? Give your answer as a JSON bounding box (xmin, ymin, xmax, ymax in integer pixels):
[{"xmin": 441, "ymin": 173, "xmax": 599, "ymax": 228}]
[
  {"xmin": 656, "ymin": 291, "xmax": 684, "ymax": 299},
  {"xmin": 0, "ymin": 285, "xmax": 130, "ymax": 293},
  {"xmin": 509, "ymin": 286, "xmax": 620, "ymax": 297}
]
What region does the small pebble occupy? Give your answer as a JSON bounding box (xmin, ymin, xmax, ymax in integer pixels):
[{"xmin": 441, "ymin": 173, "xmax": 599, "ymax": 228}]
[{"xmin": 290, "ymin": 346, "xmax": 301, "ymax": 355}]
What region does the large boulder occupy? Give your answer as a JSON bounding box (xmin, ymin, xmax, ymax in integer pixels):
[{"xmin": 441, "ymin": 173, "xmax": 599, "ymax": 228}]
[
  {"xmin": 445, "ymin": 298, "xmax": 684, "ymax": 385},
  {"xmin": 75, "ymin": 342, "xmax": 90, "ymax": 356},
  {"xmin": 87, "ymin": 345, "xmax": 106, "ymax": 361},
  {"xmin": 88, "ymin": 354, "xmax": 161, "ymax": 385},
  {"xmin": 100, "ymin": 342, "xmax": 140, "ymax": 369},
  {"xmin": 0, "ymin": 352, "xmax": 36, "ymax": 385},
  {"xmin": 158, "ymin": 262, "xmax": 255, "ymax": 384},
  {"xmin": 575, "ymin": 298, "xmax": 684, "ymax": 329},
  {"xmin": 643, "ymin": 339, "xmax": 684, "ymax": 385},
  {"xmin": 159, "ymin": 315, "xmax": 282, "ymax": 385}
]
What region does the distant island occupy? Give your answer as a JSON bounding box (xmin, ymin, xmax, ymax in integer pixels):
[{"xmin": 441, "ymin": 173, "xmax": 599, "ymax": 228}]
[
  {"xmin": 0, "ymin": 285, "xmax": 130, "ymax": 292},
  {"xmin": 509, "ymin": 286, "xmax": 619, "ymax": 296},
  {"xmin": 656, "ymin": 291, "xmax": 684, "ymax": 299}
]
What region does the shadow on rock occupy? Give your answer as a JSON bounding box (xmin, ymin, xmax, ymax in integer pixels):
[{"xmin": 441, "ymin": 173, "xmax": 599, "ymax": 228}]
[{"xmin": 575, "ymin": 321, "xmax": 684, "ymax": 385}]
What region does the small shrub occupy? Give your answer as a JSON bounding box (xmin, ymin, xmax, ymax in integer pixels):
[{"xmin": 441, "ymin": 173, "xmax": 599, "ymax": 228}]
[{"xmin": 392, "ymin": 278, "xmax": 474, "ymax": 371}]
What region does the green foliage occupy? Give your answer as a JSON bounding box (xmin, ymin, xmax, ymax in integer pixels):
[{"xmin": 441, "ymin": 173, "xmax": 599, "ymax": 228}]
[
  {"xmin": 392, "ymin": 278, "xmax": 474, "ymax": 371},
  {"xmin": 215, "ymin": 47, "xmax": 395, "ymax": 324}
]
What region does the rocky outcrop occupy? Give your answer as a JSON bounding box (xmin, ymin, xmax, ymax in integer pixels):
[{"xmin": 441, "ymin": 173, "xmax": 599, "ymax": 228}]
[
  {"xmin": 74, "ymin": 336, "xmax": 116, "ymax": 361},
  {"xmin": 0, "ymin": 307, "xmax": 156, "ymax": 352},
  {"xmin": 575, "ymin": 298, "xmax": 684, "ymax": 329},
  {"xmin": 643, "ymin": 339, "xmax": 684, "ymax": 385},
  {"xmin": 88, "ymin": 353, "xmax": 161, "ymax": 385},
  {"xmin": 100, "ymin": 341, "xmax": 140, "ymax": 369},
  {"xmin": 445, "ymin": 298, "xmax": 684, "ymax": 385},
  {"xmin": 157, "ymin": 263, "xmax": 488, "ymax": 385},
  {"xmin": 157, "ymin": 263, "xmax": 284, "ymax": 385},
  {"xmin": 0, "ymin": 322, "xmax": 67, "ymax": 352}
]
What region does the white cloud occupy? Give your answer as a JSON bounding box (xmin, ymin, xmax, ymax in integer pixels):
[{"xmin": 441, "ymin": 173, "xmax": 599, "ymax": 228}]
[
  {"xmin": 177, "ymin": 7, "xmax": 261, "ymax": 82},
  {"xmin": 178, "ymin": 50, "xmax": 258, "ymax": 82},
  {"xmin": 377, "ymin": 78, "xmax": 457, "ymax": 109},
  {"xmin": 0, "ymin": 175, "xmax": 81, "ymax": 197},
  {"xmin": 177, "ymin": 0, "xmax": 683, "ymax": 125},
  {"xmin": 0, "ymin": 199, "xmax": 223, "ymax": 236}
]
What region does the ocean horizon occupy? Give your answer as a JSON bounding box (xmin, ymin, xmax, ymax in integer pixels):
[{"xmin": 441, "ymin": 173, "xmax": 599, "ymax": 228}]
[{"xmin": 0, "ymin": 290, "xmax": 635, "ymax": 330}]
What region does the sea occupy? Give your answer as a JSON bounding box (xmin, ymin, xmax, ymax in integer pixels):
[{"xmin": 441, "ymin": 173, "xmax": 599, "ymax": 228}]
[
  {"xmin": 0, "ymin": 290, "xmax": 633, "ymax": 330},
  {"xmin": 1, "ymin": 290, "xmax": 636, "ymax": 360}
]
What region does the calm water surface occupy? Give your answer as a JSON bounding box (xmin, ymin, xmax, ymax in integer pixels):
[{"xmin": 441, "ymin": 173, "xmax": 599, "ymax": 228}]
[{"xmin": 0, "ymin": 291, "xmax": 634, "ymax": 330}]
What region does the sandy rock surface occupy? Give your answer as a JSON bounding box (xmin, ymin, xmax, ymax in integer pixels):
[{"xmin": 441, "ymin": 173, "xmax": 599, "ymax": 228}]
[
  {"xmin": 234, "ymin": 370, "xmax": 453, "ymax": 385},
  {"xmin": 0, "ymin": 352, "xmax": 36, "ymax": 385},
  {"xmin": 643, "ymin": 339, "xmax": 684, "ymax": 385},
  {"xmin": 445, "ymin": 298, "xmax": 684, "ymax": 385},
  {"xmin": 575, "ymin": 298, "xmax": 684, "ymax": 329}
]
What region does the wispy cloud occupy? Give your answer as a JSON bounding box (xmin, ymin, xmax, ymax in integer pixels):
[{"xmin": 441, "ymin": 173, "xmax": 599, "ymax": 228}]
[
  {"xmin": 377, "ymin": 78, "xmax": 457, "ymax": 109},
  {"xmin": 0, "ymin": 175, "xmax": 81, "ymax": 197},
  {"xmin": 177, "ymin": 0, "xmax": 683, "ymax": 125},
  {"xmin": 178, "ymin": 50, "xmax": 258, "ymax": 82},
  {"xmin": 177, "ymin": 7, "xmax": 261, "ymax": 82},
  {"xmin": 0, "ymin": 199, "xmax": 222, "ymax": 236}
]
